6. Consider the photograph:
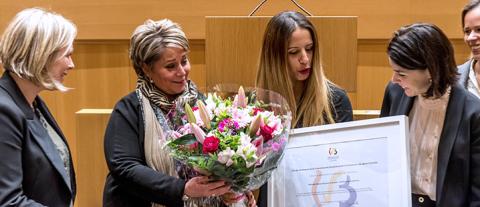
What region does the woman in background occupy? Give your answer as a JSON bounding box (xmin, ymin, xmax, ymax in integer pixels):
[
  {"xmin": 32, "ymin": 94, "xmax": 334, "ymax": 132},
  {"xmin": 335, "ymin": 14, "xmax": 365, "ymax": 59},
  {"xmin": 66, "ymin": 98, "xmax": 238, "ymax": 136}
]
[
  {"xmin": 381, "ymin": 23, "xmax": 480, "ymax": 206},
  {"xmin": 0, "ymin": 8, "xmax": 77, "ymax": 206},
  {"xmin": 255, "ymin": 11, "xmax": 353, "ymax": 207}
]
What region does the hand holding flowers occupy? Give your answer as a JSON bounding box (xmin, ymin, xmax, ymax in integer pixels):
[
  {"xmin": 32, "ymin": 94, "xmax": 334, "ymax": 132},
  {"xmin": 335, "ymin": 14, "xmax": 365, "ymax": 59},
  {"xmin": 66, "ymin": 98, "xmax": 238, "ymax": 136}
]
[{"xmin": 183, "ymin": 176, "xmax": 230, "ymax": 198}]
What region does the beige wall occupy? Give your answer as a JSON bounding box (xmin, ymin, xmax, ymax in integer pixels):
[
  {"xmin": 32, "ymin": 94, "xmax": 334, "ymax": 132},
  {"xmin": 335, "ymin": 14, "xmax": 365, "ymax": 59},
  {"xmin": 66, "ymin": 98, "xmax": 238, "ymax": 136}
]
[{"xmin": 0, "ymin": 0, "xmax": 470, "ymax": 39}]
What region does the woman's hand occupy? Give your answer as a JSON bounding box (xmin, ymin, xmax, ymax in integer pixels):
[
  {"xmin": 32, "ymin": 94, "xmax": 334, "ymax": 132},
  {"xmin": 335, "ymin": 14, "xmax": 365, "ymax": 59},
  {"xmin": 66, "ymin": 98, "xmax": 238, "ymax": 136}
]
[
  {"xmin": 222, "ymin": 191, "xmax": 257, "ymax": 207},
  {"xmin": 184, "ymin": 176, "xmax": 230, "ymax": 198}
]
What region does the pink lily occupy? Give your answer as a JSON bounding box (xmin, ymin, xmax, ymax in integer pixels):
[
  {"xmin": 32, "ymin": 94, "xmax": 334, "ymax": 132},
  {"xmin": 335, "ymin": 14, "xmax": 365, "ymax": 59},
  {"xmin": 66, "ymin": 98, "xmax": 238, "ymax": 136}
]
[
  {"xmin": 234, "ymin": 86, "xmax": 247, "ymax": 108},
  {"xmin": 190, "ymin": 123, "xmax": 206, "ymax": 144},
  {"xmin": 249, "ymin": 114, "xmax": 261, "ymax": 137},
  {"xmin": 196, "ymin": 100, "xmax": 211, "ymax": 129}
]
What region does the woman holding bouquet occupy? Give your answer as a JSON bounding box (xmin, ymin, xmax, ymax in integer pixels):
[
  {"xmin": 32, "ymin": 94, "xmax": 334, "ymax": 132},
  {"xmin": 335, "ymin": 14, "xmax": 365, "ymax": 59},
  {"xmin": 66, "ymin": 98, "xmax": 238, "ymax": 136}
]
[
  {"xmin": 255, "ymin": 11, "xmax": 353, "ymax": 207},
  {"xmin": 381, "ymin": 23, "xmax": 480, "ymax": 206},
  {"xmin": 103, "ymin": 19, "xmax": 255, "ymax": 207}
]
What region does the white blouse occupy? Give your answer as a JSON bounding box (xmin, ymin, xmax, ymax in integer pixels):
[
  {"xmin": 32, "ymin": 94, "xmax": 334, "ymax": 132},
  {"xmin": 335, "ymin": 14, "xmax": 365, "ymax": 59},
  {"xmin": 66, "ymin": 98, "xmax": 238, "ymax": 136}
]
[
  {"xmin": 467, "ymin": 60, "xmax": 480, "ymax": 99},
  {"xmin": 408, "ymin": 88, "xmax": 450, "ymax": 201}
]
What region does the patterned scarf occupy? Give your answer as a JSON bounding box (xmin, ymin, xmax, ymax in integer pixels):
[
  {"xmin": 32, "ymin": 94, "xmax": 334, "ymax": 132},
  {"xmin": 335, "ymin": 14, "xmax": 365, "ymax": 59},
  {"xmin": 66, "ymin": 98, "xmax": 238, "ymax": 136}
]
[
  {"xmin": 137, "ymin": 75, "xmax": 224, "ymax": 207},
  {"xmin": 137, "ymin": 74, "xmax": 199, "ymax": 114}
]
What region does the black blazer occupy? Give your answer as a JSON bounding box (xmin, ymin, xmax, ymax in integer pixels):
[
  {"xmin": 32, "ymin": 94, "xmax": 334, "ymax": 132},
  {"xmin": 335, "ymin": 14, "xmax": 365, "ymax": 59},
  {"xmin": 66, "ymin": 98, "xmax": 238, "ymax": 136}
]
[
  {"xmin": 103, "ymin": 92, "xmax": 186, "ymax": 207},
  {"xmin": 381, "ymin": 82, "xmax": 480, "ymax": 206},
  {"xmin": 0, "ymin": 72, "xmax": 76, "ymax": 206}
]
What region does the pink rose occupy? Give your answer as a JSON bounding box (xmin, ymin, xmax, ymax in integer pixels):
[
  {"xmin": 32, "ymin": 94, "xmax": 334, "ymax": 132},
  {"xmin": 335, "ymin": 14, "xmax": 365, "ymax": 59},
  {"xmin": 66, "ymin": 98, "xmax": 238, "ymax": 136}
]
[{"xmin": 203, "ymin": 136, "xmax": 220, "ymax": 154}]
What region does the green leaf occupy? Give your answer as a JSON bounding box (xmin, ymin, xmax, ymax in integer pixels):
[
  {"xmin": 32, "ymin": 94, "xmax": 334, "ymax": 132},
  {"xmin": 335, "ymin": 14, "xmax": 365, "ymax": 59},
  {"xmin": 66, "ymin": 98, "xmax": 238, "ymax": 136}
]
[{"xmin": 169, "ymin": 134, "xmax": 197, "ymax": 145}]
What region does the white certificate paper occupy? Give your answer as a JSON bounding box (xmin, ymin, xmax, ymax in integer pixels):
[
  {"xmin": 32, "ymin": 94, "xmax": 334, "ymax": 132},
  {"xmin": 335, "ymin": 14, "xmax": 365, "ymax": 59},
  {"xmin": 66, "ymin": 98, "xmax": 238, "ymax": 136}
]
[{"xmin": 269, "ymin": 115, "xmax": 411, "ymax": 207}]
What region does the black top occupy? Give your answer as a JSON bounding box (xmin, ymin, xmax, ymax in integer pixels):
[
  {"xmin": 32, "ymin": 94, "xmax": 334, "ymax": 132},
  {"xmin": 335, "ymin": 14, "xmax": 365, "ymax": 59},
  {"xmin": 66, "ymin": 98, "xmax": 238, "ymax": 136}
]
[
  {"xmin": 381, "ymin": 82, "xmax": 480, "ymax": 206},
  {"xmin": 0, "ymin": 72, "xmax": 76, "ymax": 206},
  {"xmin": 257, "ymin": 84, "xmax": 353, "ymax": 207},
  {"xmin": 328, "ymin": 84, "xmax": 354, "ymax": 123},
  {"xmin": 103, "ymin": 91, "xmax": 186, "ymax": 207}
]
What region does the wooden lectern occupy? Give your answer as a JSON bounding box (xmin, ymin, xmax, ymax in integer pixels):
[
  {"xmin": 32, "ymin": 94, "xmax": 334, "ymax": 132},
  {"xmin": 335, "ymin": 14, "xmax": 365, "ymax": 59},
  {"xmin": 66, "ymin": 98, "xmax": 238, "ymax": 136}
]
[
  {"xmin": 76, "ymin": 109, "xmax": 112, "ymax": 207},
  {"xmin": 205, "ymin": 16, "xmax": 357, "ymax": 92}
]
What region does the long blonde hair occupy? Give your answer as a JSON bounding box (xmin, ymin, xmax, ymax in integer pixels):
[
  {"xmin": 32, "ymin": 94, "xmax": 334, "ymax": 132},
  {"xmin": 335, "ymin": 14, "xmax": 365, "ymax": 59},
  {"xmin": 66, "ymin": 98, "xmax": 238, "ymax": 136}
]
[{"xmin": 256, "ymin": 11, "xmax": 334, "ymax": 127}]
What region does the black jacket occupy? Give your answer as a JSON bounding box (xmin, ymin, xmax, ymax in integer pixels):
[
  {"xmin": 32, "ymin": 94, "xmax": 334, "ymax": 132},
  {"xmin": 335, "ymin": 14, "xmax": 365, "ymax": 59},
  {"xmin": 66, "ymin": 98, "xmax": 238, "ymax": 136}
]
[
  {"xmin": 0, "ymin": 72, "xmax": 76, "ymax": 206},
  {"xmin": 103, "ymin": 92, "xmax": 186, "ymax": 207},
  {"xmin": 381, "ymin": 82, "xmax": 480, "ymax": 206}
]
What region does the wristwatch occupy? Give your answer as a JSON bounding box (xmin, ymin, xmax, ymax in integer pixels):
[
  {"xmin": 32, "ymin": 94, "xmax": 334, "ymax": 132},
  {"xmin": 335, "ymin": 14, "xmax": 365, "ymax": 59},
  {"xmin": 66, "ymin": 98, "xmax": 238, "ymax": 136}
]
[{"xmin": 182, "ymin": 193, "xmax": 191, "ymax": 201}]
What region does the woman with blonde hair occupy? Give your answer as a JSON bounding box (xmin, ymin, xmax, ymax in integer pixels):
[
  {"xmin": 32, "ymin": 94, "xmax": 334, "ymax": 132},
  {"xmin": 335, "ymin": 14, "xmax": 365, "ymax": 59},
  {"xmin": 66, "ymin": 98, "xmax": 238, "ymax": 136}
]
[
  {"xmin": 0, "ymin": 8, "xmax": 77, "ymax": 206},
  {"xmin": 255, "ymin": 11, "xmax": 353, "ymax": 207}
]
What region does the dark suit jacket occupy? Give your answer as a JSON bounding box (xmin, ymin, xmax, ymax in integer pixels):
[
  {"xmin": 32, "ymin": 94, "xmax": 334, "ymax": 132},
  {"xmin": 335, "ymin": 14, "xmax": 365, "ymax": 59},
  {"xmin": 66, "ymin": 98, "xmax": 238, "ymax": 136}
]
[
  {"xmin": 458, "ymin": 59, "xmax": 473, "ymax": 89},
  {"xmin": 381, "ymin": 82, "xmax": 480, "ymax": 207},
  {"xmin": 0, "ymin": 72, "xmax": 76, "ymax": 206},
  {"xmin": 103, "ymin": 92, "xmax": 186, "ymax": 207}
]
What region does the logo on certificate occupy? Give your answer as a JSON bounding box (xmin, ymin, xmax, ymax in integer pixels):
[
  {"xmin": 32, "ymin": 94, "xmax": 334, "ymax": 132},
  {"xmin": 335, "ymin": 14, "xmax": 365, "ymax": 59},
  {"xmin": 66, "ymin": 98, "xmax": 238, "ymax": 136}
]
[{"xmin": 328, "ymin": 147, "xmax": 339, "ymax": 161}]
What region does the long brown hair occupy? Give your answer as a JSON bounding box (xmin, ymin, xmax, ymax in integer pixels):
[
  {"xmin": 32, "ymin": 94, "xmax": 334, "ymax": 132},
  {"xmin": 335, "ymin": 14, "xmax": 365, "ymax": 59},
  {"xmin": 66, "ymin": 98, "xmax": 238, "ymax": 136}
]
[{"xmin": 256, "ymin": 11, "xmax": 334, "ymax": 127}]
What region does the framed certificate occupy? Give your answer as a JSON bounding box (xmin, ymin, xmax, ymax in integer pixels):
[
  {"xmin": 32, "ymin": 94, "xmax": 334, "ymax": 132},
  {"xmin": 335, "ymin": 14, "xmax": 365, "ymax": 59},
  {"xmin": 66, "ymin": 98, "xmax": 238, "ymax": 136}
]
[{"xmin": 268, "ymin": 115, "xmax": 411, "ymax": 207}]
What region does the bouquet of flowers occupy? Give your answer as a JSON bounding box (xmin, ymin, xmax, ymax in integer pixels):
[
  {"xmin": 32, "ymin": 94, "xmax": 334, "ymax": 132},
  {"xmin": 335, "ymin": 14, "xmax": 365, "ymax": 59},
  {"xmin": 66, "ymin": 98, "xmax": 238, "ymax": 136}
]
[{"xmin": 165, "ymin": 85, "xmax": 291, "ymax": 206}]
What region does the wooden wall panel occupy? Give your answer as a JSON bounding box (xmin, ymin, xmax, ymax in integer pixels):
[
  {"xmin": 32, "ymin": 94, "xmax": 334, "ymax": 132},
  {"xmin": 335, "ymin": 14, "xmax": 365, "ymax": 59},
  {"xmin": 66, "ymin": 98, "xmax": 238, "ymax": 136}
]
[
  {"xmin": 356, "ymin": 40, "xmax": 392, "ymax": 110},
  {"xmin": 0, "ymin": 0, "xmax": 470, "ymax": 40},
  {"xmin": 76, "ymin": 110, "xmax": 112, "ymax": 207},
  {"xmin": 205, "ymin": 17, "xmax": 266, "ymax": 88},
  {"xmin": 452, "ymin": 39, "xmax": 472, "ymax": 64},
  {"xmin": 205, "ymin": 17, "xmax": 357, "ymax": 91},
  {"xmin": 189, "ymin": 40, "xmax": 207, "ymax": 92},
  {"xmin": 317, "ymin": 17, "xmax": 357, "ymax": 91}
]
